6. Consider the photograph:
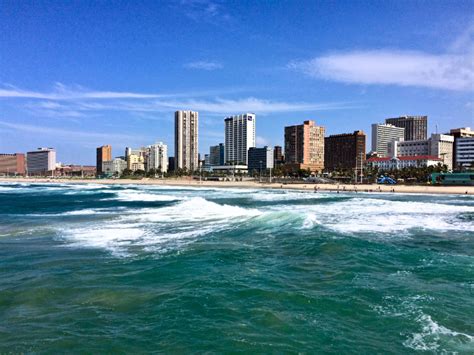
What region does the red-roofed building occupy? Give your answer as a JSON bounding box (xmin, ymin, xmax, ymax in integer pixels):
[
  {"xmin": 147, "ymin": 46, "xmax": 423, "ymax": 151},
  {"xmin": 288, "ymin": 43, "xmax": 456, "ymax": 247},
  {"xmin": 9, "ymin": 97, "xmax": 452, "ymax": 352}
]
[{"xmin": 367, "ymin": 155, "xmax": 442, "ymax": 170}]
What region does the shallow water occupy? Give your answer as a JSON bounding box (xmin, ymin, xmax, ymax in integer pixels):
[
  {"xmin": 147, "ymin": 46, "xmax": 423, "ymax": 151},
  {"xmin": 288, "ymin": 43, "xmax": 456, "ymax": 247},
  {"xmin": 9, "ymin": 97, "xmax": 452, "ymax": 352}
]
[{"xmin": 0, "ymin": 183, "xmax": 473, "ymax": 353}]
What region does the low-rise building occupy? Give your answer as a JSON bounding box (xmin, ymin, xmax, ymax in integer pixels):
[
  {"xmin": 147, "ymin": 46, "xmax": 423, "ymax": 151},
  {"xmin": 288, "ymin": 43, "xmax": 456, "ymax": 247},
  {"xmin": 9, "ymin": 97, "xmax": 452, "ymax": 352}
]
[
  {"xmin": 367, "ymin": 155, "xmax": 442, "ymax": 170},
  {"xmin": 209, "ymin": 143, "xmax": 225, "ymax": 166},
  {"xmin": 388, "ymin": 134, "xmax": 453, "ymax": 170},
  {"xmin": 248, "ymin": 146, "xmax": 274, "ymax": 174},
  {"xmin": 103, "ymin": 158, "xmax": 127, "ymax": 176},
  {"xmin": 55, "ymin": 165, "xmax": 96, "ymax": 177},
  {"xmin": 0, "ymin": 153, "xmax": 25, "ymax": 175}
]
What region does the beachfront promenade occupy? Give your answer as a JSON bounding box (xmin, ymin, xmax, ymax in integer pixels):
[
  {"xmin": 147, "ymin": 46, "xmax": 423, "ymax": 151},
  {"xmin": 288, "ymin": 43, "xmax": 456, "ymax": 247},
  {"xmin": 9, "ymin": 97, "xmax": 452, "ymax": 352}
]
[{"xmin": 1, "ymin": 177, "xmax": 473, "ymax": 195}]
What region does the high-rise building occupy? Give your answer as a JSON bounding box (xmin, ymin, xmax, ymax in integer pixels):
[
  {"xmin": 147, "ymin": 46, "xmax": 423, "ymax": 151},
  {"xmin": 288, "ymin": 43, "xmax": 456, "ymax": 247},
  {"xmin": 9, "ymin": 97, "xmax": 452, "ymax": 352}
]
[
  {"xmin": 147, "ymin": 142, "xmax": 168, "ymax": 173},
  {"xmin": 209, "ymin": 143, "xmax": 225, "ymax": 166},
  {"xmin": 96, "ymin": 145, "xmax": 112, "ymax": 175},
  {"xmin": 388, "ymin": 133, "xmax": 454, "ymax": 170},
  {"xmin": 449, "ymin": 127, "xmax": 474, "ymax": 170},
  {"xmin": 284, "ymin": 120, "xmax": 325, "ymax": 172},
  {"xmin": 371, "ymin": 123, "xmax": 405, "ymax": 157},
  {"xmin": 248, "ymin": 146, "xmax": 274, "ymax": 174},
  {"xmin": 385, "ymin": 116, "xmax": 428, "ymax": 141},
  {"xmin": 26, "ymin": 148, "xmax": 56, "ymax": 175},
  {"xmin": 224, "ymin": 113, "xmax": 256, "ymax": 165},
  {"xmin": 0, "ymin": 153, "xmax": 25, "ymax": 175},
  {"xmin": 273, "ymin": 146, "xmax": 284, "ymax": 166},
  {"xmin": 324, "ymin": 131, "xmax": 366, "ymax": 172},
  {"xmin": 175, "ymin": 110, "xmax": 199, "ymax": 171}
]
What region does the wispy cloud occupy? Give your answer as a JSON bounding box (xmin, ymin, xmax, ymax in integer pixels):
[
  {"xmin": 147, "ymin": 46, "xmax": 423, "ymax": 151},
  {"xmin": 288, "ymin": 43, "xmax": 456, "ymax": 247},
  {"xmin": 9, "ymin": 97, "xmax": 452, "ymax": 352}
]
[
  {"xmin": 0, "ymin": 121, "xmax": 137, "ymax": 141},
  {"xmin": 184, "ymin": 61, "xmax": 223, "ymax": 71},
  {"xmin": 176, "ymin": 0, "xmax": 231, "ymax": 22},
  {"xmin": 289, "ymin": 26, "xmax": 474, "ymax": 91},
  {"xmin": 0, "ymin": 84, "xmax": 356, "ymax": 118},
  {"xmin": 256, "ymin": 136, "xmax": 269, "ymax": 146}
]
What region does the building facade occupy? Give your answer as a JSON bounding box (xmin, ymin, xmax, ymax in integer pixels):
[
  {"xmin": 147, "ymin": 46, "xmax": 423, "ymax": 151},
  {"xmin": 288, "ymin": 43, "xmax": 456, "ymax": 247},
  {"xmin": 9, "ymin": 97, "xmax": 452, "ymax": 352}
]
[
  {"xmin": 248, "ymin": 146, "xmax": 274, "ymax": 174},
  {"xmin": 103, "ymin": 158, "xmax": 127, "ymax": 176},
  {"xmin": 209, "ymin": 143, "xmax": 225, "ymax": 166},
  {"xmin": 284, "ymin": 120, "xmax": 325, "ymax": 172},
  {"xmin": 450, "ymin": 127, "xmax": 474, "ymax": 169},
  {"xmin": 26, "ymin": 148, "xmax": 56, "ymax": 175},
  {"xmin": 224, "ymin": 113, "xmax": 256, "ymax": 165},
  {"xmin": 273, "ymin": 146, "xmax": 284, "ymax": 166},
  {"xmin": 0, "ymin": 153, "xmax": 25, "ymax": 175},
  {"xmin": 385, "ymin": 115, "xmax": 428, "ymax": 141},
  {"xmin": 371, "ymin": 123, "xmax": 405, "ymax": 157},
  {"xmin": 175, "ymin": 110, "xmax": 199, "ymax": 172},
  {"xmin": 454, "ymin": 137, "xmax": 474, "ymax": 169},
  {"xmin": 324, "ymin": 131, "xmax": 366, "ymax": 172},
  {"xmin": 367, "ymin": 155, "xmax": 442, "ymax": 170},
  {"xmin": 147, "ymin": 142, "xmax": 168, "ymax": 173},
  {"xmin": 388, "ymin": 133, "xmax": 454, "ymax": 170},
  {"xmin": 96, "ymin": 145, "xmax": 111, "ymax": 175}
]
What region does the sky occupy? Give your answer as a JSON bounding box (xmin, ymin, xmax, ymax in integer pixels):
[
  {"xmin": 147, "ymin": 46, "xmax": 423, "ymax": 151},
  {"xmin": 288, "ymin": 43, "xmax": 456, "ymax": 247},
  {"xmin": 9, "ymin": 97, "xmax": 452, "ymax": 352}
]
[{"xmin": 1, "ymin": 0, "xmax": 473, "ymax": 165}]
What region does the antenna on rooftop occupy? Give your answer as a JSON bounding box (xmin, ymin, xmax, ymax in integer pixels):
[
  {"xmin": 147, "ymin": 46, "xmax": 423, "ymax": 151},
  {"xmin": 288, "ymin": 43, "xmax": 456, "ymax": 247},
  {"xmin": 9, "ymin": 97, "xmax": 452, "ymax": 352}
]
[{"xmin": 435, "ymin": 124, "xmax": 438, "ymax": 134}]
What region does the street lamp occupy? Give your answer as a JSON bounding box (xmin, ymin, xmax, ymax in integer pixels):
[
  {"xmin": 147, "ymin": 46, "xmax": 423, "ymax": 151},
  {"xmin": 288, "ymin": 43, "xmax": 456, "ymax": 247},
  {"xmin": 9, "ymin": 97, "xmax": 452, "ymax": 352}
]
[{"xmin": 259, "ymin": 160, "xmax": 262, "ymax": 183}]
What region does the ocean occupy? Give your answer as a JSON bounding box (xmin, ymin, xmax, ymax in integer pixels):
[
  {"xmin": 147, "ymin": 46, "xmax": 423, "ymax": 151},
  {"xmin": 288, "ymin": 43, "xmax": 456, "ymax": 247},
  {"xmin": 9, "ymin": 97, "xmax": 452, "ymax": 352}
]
[{"xmin": 0, "ymin": 182, "xmax": 473, "ymax": 353}]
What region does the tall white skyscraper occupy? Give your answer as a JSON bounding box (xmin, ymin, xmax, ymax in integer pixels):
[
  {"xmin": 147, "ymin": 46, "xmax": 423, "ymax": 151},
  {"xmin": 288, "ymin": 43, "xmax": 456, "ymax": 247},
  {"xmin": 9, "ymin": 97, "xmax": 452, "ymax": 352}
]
[
  {"xmin": 224, "ymin": 113, "xmax": 256, "ymax": 165},
  {"xmin": 371, "ymin": 123, "xmax": 405, "ymax": 157},
  {"xmin": 175, "ymin": 110, "xmax": 199, "ymax": 171},
  {"xmin": 147, "ymin": 142, "xmax": 168, "ymax": 173}
]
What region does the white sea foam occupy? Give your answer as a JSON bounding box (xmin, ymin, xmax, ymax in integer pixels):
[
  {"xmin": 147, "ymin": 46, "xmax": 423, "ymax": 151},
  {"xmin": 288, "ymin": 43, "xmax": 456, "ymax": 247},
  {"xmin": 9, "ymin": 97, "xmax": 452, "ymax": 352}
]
[
  {"xmin": 112, "ymin": 189, "xmax": 181, "ymax": 202},
  {"xmin": 404, "ymin": 314, "xmax": 474, "ymax": 351},
  {"xmin": 136, "ymin": 197, "xmax": 262, "ymax": 223},
  {"xmin": 272, "ymin": 197, "xmax": 474, "ymax": 234}
]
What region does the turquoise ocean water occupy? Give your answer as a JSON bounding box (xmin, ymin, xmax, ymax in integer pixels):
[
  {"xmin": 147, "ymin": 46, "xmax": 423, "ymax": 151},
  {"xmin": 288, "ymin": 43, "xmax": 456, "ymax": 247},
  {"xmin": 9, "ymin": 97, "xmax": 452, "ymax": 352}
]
[{"xmin": 0, "ymin": 182, "xmax": 473, "ymax": 353}]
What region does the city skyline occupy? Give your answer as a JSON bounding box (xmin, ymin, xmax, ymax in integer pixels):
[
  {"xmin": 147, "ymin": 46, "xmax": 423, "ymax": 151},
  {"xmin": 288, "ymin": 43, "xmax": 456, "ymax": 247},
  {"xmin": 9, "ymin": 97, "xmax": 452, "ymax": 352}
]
[{"xmin": 1, "ymin": 1, "xmax": 473, "ymax": 164}]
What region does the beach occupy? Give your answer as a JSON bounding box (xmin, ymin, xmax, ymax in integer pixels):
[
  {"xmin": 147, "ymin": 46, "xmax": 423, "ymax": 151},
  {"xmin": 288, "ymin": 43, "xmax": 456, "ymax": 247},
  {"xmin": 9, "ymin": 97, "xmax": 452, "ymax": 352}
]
[{"xmin": 0, "ymin": 177, "xmax": 472, "ymax": 195}]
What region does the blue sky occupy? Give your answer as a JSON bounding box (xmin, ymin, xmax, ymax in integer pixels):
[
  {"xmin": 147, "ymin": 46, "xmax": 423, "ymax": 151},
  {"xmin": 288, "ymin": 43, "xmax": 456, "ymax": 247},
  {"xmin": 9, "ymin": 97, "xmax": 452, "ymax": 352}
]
[{"xmin": 1, "ymin": 0, "xmax": 473, "ymax": 164}]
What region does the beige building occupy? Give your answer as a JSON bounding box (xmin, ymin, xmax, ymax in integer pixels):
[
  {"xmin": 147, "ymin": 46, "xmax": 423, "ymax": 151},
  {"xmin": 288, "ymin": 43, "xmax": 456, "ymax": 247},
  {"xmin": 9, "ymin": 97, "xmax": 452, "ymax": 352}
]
[
  {"xmin": 127, "ymin": 154, "xmax": 145, "ymax": 172},
  {"xmin": 175, "ymin": 110, "xmax": 199, "ymax": 172},
  {"xmin": 284, "ymin": 120, "xmax": 325, "ymax": 173}
]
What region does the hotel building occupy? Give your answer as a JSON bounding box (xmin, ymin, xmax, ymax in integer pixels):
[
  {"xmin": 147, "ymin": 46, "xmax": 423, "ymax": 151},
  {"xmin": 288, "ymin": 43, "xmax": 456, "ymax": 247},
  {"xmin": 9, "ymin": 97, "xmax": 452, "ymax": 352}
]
[
  {"xmin": 284, "ymin": 120, "xmax": 325, "ymax": 173},
  {"xmin": 224, "ymin": 113, "xmax": 256, "ymax": 165},
  {"xmin": 324, "ymin": 131, "xmax": 366, "ymax": 172},
  {"xmin": 175, "ymin": 110, "xmax": 199, "ymax": 171},
  {"xmin": 371, "ymin": 123, "xmax": 405, "ymax": 157}
]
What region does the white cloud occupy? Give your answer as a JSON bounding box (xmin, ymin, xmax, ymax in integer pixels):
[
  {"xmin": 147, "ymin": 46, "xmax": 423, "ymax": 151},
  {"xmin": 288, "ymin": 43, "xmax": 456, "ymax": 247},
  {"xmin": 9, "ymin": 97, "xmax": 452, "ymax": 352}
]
[
  {"xmin": 289, "ymin": 49, "xmax": 474, "ymax": 91},
  {"xmin": 184, "ymin": 61, "xmax": 223, "ymax": 71}
]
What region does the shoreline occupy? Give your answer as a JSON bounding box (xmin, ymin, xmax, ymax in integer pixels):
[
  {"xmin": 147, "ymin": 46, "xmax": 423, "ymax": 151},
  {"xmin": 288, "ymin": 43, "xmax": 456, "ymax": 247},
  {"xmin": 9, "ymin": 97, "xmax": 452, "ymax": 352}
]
[{"xmin": 0, "ymin": 177, "xmax": 472, "ymax": 195}]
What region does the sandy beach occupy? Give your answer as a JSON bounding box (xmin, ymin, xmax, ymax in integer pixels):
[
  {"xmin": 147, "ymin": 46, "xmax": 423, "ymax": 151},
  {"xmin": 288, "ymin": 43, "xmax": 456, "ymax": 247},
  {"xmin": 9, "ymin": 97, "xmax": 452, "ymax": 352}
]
[{"xmin": 0, "ymin": 177, "xmax": 472, "ymax": 195}]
